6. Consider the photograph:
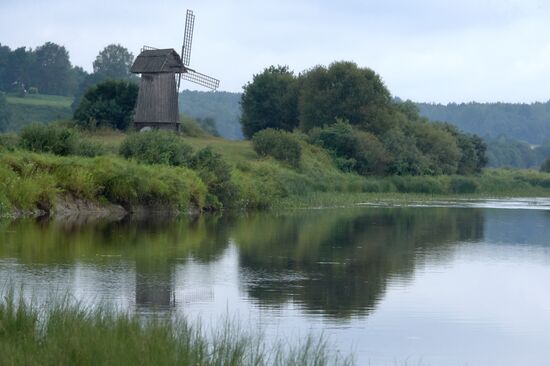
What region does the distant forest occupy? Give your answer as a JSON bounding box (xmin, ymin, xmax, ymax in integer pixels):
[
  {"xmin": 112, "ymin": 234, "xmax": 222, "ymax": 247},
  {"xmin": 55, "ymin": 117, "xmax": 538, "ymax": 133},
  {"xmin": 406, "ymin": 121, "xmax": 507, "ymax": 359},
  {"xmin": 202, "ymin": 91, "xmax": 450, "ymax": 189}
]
[
  {"xmin": 178, "ymin": 90, "xmax": 243, "ymax": 140},
  {"xmin": 417, "ymin": 101, "xmax": 550, "ymax": 145}
]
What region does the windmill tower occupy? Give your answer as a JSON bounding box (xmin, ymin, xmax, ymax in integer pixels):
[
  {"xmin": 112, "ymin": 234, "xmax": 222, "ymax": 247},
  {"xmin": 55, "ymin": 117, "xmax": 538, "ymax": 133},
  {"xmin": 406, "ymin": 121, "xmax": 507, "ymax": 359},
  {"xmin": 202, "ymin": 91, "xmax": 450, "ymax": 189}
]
[{"xmin": 131, "ymin": 10, "xmax": 220, "ymax": 131}]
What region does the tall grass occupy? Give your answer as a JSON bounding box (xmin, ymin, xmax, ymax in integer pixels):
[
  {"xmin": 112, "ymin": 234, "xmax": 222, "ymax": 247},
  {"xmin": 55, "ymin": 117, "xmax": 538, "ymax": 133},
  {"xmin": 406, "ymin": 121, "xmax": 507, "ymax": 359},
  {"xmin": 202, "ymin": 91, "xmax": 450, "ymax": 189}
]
[
  {"xmin": 0, "ymin": 289, "xmax": 353, "ymax": 366},
  {"xmin": 0, "ymin": 151, "xmax": 206, "ymax": 214}
]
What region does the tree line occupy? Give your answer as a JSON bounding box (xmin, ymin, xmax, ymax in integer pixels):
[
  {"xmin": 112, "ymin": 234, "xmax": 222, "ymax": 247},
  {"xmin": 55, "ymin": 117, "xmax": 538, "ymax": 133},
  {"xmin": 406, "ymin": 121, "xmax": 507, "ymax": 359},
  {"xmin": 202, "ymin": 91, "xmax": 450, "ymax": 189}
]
[
  {"xmin": 0, "ymin": 42, "xmax": 135, "ymax": 100},
  {"xmin": 417, "ymin": 101, "xmax": 550, "ymax": 145},
  {"xmin": 240, "ymin": 63, "xmax": 487, "ymax": 176}
]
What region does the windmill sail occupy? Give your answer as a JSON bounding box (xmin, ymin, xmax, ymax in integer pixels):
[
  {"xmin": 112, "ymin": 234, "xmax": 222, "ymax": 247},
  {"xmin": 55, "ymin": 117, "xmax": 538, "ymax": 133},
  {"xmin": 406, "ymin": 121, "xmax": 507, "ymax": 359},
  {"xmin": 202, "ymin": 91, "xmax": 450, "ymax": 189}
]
[
  {"xmin": 181, "ymin": 10, "xmax": 195, "ymax": 66},
  {"xmin": 181, "ymin": 69, "xmax": 220, "ymax": 90}
]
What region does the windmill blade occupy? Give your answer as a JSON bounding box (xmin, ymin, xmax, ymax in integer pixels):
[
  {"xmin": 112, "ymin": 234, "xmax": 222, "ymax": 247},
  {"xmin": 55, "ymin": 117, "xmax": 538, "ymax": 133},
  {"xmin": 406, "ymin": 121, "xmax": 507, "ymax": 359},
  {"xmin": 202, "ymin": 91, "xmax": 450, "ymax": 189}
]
[
  {"xmin": 181, "ymin": 10, "xmax": 195, "ymax": 66},
  {"xmin": 181, "ymin": 69, "xmax": 220, "ymax": 90}
]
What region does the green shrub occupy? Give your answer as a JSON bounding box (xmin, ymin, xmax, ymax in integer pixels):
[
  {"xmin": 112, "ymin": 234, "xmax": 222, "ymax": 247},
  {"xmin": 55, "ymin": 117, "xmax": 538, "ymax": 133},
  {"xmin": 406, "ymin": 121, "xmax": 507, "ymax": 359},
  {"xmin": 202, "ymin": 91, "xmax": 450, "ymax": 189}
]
[
  {"xmin": 390, "ymin": 176, "xmax": 446, "ymax": 194},
  {"xmin": 74, "ymin": 80, "xmax": 138, "ymax": 130},
  {"xmin": 18, "ymin": 123, "xmax": 77, "ymax": 156},
  {"xmin": 190, "ymin": 147, "xmax": 236, "ymax": 209},
  {"xmin": 448, "ymin": 176, "xmax": 480, "ymax": 194},
  {"xmin": 309, "ymin": 120, "xmax": 390, "ymax": 176},
  {"xmin": 541, "ymin": 159, "xmax": 550, "ymax": 173},
  {"xmin": 119, "ymin": 131, "xmax": 194, "ymax": 166},
  {"xmin": 252, "ymin": 128, "xmax": 302, "ymax": 167},
  {"xmin": 180, "ymin": 116, "xmax": 209, "ymax": 137}
]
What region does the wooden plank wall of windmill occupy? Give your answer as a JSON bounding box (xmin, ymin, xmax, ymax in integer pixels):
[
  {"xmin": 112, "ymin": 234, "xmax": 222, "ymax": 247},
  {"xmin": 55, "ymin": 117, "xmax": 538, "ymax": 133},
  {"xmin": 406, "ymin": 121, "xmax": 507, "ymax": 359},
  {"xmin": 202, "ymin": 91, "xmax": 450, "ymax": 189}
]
[{"xmin": 134, "ymin": 73, "xmax": 179, "ymax": 130}]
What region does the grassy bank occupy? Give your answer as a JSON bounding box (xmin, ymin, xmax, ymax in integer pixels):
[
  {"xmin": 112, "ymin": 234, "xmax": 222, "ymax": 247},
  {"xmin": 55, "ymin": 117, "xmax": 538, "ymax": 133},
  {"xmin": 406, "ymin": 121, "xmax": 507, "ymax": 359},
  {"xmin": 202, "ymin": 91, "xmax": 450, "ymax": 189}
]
[
  {"xmin": 2, "ymin": 129, "xmax": 550, "ymax": 217},
  {"xmin": 0, "ymin": 290, "xmax": 352, "ymax": 366},
  {"xmin": 0, "ymin": 151, "xmax": 206, "ymax": 216}
]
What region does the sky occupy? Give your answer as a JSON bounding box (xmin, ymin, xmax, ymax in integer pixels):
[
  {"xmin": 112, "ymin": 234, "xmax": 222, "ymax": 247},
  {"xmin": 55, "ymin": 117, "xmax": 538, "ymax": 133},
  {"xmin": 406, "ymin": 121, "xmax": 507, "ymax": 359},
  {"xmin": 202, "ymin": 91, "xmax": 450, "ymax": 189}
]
[{"xmin": 1, "ymin": 0, "xmax": 550, "ymax": 103}]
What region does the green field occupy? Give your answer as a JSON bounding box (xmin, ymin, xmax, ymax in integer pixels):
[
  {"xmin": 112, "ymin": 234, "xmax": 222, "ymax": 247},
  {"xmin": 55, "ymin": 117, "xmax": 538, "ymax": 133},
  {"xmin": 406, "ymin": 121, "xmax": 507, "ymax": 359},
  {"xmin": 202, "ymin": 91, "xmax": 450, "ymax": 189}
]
[
  {"xmin": 6, "ymin": 94, "xmax": 72, "ymax": 108},
  {"xmin": 4, "ymin": 94, "xmax": 73, "ymax": 131}
]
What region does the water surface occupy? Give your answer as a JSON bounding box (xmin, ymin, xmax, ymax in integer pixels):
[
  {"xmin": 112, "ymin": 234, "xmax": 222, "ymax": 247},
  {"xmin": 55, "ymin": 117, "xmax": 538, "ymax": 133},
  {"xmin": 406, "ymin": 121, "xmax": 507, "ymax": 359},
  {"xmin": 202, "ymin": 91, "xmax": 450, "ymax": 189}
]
[{"xmin": 1, "ymin": 200, "xmax": 550, "ymax": 365}]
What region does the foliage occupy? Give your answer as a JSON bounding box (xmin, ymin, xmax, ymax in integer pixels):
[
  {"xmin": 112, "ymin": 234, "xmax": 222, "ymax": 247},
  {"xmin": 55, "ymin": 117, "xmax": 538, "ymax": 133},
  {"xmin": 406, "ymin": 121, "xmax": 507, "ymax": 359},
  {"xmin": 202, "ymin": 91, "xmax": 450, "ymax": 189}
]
[
  {"xmin": 418, "ymin": 100, "xmax": 550, "ymax": 145},
  {"xmin": 0, "ymin": 151, "xmax": 206, "ymax": 212},
  {"xmin": 252, "ymin": 128, "xmax": 302, "ymax": 167},
  {"xmin": 119, "ymin": 131, "xmax": 194, "ymax": 166},
  {"xmin": 74, "ymin": 80, "xmax": 138, "ymax": 130},
  {"xmin": 381, "ymin": 128, "xmax": 430, "ymax": 175},
  {"xmin": 19, "ymin": 123, "xmax": 77, "ymax": 156},
  {"xmin": 541, "ymin": 159, "xmax": 550, "ymax": 173},
  {"xmin": 485, "ymin": 136, "xmax": 550, "ymax": 168},
  {"xmin": 17, "ymin": 123, "xmax": 105, "ymax": 157},
  {"xmin": 180, "ymin": 116, "xmax": 209, "ymax": 137},
  {"xmin": 299, "ymin": 62, "xmax": 392, "ymax": 133},
  {"xmin": 410, "ymin": 122, "xmax": 461, "ymax": 175},
  {"xmin": 0, "ymin": 42, "xmax": 82, "ymax": 97},
  {"xmin": 93, "ymin": 44, "xmax": 134, "ymax": 80},
  {"xmin": 190, "ymin": 147, "xmax": 236, "ymax": 209},
  {"xmin": 179, "ymin": 90, "xmax": 242, "ymax": 139},
  {"xmin": 240, "ymin": 62, "xmax": 487, "ymax": 177},
  {"xmin": 240, "ymin": 65, "xmax": 299, "ymax": 139},
  {"xmin": 309, "ymin": 120, "xmax": 390, "ymax": 176},
  {"xmin": 195, "ymin": 116, "xmax": 220, "ymax": 137},
  {"xmin": 33, "ymin": 42, "xmax": 74, "ymax": 96}
]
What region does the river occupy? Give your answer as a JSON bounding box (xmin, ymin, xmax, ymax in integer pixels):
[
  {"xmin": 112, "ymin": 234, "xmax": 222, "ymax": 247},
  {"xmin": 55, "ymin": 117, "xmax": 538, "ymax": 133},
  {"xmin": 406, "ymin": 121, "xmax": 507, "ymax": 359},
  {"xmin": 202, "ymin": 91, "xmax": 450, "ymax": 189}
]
[{"xmin": 1, "ymin": 199, "xmax": 550, "ymax": 365}]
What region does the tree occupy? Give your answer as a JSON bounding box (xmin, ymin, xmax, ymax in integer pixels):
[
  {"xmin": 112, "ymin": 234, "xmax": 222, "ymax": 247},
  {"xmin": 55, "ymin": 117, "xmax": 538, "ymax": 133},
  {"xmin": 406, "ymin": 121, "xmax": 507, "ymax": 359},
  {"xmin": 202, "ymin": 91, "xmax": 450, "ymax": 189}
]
[
  {"xmin": 298, "ymin": 61, "xmax": 392, "ymax": 133},
  {"xmin": 541, "ymin": 158, "xmax": 550, "ymax": 173},
  {"xmin": 240, "ymin": 65, "xmax": 299, "ymax": 139},
  {"xmin": 74, "ymin": 80, "xmax": 138, "ymax": 130},
  {"xmin": 34, "ymin": 42, "xmax": 72, "ymax": 95},
  {"xmin": 93, "ymin": 44, "xmax": 134, "ymax": 80}
]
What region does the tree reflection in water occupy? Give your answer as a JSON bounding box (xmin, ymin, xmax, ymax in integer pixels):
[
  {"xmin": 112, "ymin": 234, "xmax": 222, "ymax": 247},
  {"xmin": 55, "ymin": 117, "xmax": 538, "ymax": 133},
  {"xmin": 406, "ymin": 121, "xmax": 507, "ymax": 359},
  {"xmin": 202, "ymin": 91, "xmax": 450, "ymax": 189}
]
[{"xmin": 0, "ymin": 207, "xmax": 483, "ymax": 317}]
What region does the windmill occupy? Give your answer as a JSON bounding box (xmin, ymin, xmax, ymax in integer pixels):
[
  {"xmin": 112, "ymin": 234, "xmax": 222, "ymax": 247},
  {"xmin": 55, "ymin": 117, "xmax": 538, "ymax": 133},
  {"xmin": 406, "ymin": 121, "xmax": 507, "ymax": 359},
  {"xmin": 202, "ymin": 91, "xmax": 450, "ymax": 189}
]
[{"xmin": 131, "ymin": 10, "xmax": 220, "ymax": 131}]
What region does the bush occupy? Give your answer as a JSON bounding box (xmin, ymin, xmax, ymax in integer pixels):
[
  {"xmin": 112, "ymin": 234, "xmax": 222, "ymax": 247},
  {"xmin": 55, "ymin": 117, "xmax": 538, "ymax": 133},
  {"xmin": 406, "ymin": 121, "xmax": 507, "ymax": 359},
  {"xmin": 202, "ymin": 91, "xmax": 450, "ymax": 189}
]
[
  {"xmin": 74, "ymin": 80, "xmax": 138, "ymax": 130},
  {"xmin": 252, "ymin": 128, "xmax": 302, "ymax": 167},
  {"xmin": 18, "ymin": 123, "xmax": 77, "ymax": 156},
  {"xmin": 309, "ymin": 120, "xmax": 390, "ymax": 176},
  {"xmin": 541, "ymin": 158, "xmax": 550, "ymax": 173},
  {"xmin": 180, "ymin": 116, "xmax": 208, "ymax": 137},
  {"xmin": 119, "ymin": 131, "xmax": 194, "ymax": 166},
  {"xmin": 448, "ymin": 176, "xmax": 480, "ymax": 194},
  {"xmin": 190, "ymin": 147, "xmax": 236, "ymax": 209}
]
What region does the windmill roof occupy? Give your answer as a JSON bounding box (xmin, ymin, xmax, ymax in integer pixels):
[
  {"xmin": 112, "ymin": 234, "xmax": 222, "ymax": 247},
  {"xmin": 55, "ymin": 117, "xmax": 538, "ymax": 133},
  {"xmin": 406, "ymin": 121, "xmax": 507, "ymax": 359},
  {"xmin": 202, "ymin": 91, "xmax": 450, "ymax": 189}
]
[{"xmin": 131, "ymin": 48, "xmax": 186, "ymax": 73}]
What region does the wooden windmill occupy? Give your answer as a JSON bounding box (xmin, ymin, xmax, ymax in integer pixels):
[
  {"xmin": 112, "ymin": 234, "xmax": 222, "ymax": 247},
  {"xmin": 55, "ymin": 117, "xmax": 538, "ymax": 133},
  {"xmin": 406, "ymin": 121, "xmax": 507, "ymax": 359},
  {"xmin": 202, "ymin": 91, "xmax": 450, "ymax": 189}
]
[{"xmin": 131, "ymin": 10, "xmax": 220, "ymax": 131}]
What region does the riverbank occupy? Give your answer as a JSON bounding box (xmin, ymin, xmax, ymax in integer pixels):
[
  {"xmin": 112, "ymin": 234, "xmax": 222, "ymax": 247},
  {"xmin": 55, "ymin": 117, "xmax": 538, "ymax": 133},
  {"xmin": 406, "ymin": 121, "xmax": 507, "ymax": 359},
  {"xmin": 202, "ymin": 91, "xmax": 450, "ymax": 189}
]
[{"xmin": 2, "ymin": 133, "xmax": 550, "ymax": 218}]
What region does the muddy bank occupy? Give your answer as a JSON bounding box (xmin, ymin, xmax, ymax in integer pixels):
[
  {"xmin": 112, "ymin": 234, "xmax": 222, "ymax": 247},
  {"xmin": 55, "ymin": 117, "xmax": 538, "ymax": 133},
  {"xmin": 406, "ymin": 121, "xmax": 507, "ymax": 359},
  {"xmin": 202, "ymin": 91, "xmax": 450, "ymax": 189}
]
[{"xmin": 2, "ymin": 194, "xmax": 200, "ymax": 220}]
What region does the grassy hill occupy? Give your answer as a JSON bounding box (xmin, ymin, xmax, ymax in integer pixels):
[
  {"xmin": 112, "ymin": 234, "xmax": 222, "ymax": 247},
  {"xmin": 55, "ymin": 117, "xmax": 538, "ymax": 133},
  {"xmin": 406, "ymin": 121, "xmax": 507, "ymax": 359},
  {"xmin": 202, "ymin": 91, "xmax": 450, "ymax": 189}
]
[{"xmin": 4, "ymin": 94, "xmax": 72, "ymax": 131}]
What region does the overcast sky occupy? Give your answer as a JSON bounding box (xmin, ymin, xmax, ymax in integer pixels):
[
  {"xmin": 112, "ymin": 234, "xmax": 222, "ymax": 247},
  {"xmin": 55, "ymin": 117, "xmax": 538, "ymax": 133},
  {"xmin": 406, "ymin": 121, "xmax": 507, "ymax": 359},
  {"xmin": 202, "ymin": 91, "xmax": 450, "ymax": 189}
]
[{"xmin": 1, "ymin": 0, "xmax": 550, "ymax": 103}]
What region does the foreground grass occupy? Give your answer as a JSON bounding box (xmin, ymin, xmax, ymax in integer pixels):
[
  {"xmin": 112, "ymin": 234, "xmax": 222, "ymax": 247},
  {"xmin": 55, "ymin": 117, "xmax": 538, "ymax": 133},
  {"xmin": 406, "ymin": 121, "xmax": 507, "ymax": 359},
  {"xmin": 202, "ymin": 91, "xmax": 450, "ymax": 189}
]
[{"xmin": 0, "ymin": 290, "xmax": 353, "ymax": 366}]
